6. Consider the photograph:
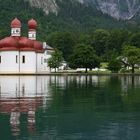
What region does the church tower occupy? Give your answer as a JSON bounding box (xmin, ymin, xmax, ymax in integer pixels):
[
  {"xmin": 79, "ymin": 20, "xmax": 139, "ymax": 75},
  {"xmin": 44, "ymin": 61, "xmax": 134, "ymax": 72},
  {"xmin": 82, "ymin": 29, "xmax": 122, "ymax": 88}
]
[
  {"xmin": 28, "ymin": 19, "xmax": 37, "ymax": 40},
  {"xmin": 11, "ymin": 18, "xmax": 21, "ymax": 37}
]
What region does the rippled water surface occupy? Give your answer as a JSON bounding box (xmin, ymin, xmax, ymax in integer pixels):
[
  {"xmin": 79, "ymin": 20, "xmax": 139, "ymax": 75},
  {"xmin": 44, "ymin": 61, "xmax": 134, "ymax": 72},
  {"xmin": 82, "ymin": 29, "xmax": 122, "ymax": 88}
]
[{"xmin": 0, "ymin": 75, "xmax": 140, "ymax": 140}]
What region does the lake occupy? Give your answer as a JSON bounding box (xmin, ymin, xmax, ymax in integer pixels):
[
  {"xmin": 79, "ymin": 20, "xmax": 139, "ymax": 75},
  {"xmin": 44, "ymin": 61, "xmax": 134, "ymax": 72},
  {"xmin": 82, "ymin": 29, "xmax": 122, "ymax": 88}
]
[{"xmin": 0, "ymin": 75, "xmax": 140, "ymax": 140}]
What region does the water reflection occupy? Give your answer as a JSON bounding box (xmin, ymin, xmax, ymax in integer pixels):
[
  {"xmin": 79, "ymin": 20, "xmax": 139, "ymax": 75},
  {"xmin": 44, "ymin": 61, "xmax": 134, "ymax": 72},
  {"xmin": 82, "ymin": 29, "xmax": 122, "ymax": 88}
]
[
  {"xmin": 0, "ymin": 75, "xmax": 108, "ymax": 138},
  {"xmin": 0, "ymin": 76, "xmax": 52, "ymax": 137},
  {"xmin": 120, "ymin": 76, "xmax": 140, "ymax": 93},
  {"xmin": 0, "ymin": 75, "xmax": 140, "ymax": 140}
]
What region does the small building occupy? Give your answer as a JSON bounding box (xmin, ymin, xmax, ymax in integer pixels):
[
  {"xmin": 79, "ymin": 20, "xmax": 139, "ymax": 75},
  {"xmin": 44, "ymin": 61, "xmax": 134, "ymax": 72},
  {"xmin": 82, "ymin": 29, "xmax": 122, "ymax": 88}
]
[{"xmin": 0, "ymin": 18, "xmax": 54, "ymax": 74}]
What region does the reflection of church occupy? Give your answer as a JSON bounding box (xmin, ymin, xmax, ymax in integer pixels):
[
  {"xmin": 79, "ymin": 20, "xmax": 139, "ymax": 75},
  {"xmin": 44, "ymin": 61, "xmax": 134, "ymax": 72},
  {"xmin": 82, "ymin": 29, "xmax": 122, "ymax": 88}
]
[
  {"xmin": 0, "ymin": 18, "xmax": 54, "ymax": 74},
  {"xmin": 0, "ymin": 76, "xmax": 51, "ymax": 136}
]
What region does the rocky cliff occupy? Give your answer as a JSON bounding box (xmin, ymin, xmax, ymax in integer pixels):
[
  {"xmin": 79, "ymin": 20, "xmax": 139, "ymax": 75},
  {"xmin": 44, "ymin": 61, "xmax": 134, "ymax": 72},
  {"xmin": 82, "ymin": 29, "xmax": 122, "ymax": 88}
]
[
  {"xmin": 24, "ymin": 0, "xmax": 58, "ymax": 15},
  {"xmin": 25, "ymin": 0, "xmax": 140, "ymax": 20},
  {"xmin": 93, "ymin": 0, "xmax": 140, "ymax": 20}
]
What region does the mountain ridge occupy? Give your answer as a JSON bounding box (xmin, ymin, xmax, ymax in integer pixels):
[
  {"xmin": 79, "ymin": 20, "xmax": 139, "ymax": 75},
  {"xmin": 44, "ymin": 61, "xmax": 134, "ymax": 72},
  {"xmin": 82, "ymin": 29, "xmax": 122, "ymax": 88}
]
[
  {"xmin": 0, "ymin": 0, "xmax": 139, "ymax": 41},
  {"xmin": 25, "ymin": 0, "xmax": 140, "ymax": 20}
]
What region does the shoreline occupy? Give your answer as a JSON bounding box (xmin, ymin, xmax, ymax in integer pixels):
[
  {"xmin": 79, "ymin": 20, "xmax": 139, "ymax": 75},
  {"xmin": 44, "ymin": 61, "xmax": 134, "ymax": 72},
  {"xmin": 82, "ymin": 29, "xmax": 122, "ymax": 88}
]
[{"xmin": 0, "ymin": 72, "xmax": 140, "ymax": 76}]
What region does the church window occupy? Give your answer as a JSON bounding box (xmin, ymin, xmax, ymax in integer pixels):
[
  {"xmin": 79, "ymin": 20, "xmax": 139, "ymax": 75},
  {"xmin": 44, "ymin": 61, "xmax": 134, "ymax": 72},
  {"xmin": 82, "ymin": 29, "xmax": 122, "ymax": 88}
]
[
  {"xmin": 16, "ymin": 55, "xmax": 18, "ymax": 63},
  {"xmin": 22, "ymin": 55, "xmax": 25, "ymax": 63},
  {"xmin": 16, "ymin": 29, "xmax": 19, "ymax": 33},
  {"xmin": 44, "ymin": 59, "xmax": 47, "ymax": 63},
  {"xmin": 41, "ymin": 57, "xmax": 43, "ymax": 64}
]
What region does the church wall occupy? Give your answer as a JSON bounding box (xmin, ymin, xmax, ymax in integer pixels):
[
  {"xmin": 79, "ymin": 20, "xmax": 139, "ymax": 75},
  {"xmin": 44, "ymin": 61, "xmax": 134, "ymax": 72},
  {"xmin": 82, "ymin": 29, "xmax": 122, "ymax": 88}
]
[
  {"xmin": 20, "ymin": 51, "xmax": 36, "ymax": 73},
  {"xmin": 36, "ymin": 51, "xmax": 52, "ymax": 72},
  {"xmin": 42, "ymin": 50, "xmax": 52, "ymax": 72},
  {"xmin": 0, "ymin": 51, "xmax": 52, "ymax": 74},
  {"xmin": 37, "ymin": 53, "xmax": 44, "ymax": 72},
  {"xmin": 0, "ymin": 51, "xmax": 19, "ymax": 73}
]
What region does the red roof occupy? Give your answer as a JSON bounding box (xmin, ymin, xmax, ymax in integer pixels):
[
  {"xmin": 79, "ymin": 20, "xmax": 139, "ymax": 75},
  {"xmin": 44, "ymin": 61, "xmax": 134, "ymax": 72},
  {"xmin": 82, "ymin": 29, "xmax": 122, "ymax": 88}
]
[
  {"xmin": 34, "ymin": 41, "xmax": 44, "ymax": 53},
  {"xmin": 19, "ymin": 37, "xmax": 34, "ymax": 48},
  {"xmin": 11, "ymin": 18, "xmax": 21, "ymax": 28},
  {"xmin": 0, "ymin": 36, "xmax": 44, "ymax": 52},
  {"xmin": 28, "ymin": 19, "xmax": 37, "ymax": 30},
  {"xmin": 0, "ymin": 37, "xmax": 18, "ymax": 48}
]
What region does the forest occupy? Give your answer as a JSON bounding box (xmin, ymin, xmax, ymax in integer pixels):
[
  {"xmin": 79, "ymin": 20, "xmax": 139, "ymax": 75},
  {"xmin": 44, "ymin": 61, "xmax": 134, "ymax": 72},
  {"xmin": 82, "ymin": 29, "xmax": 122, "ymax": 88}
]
[{"xmin": 46, "ymin": 29, "xmax": 140, "ymax": 73}]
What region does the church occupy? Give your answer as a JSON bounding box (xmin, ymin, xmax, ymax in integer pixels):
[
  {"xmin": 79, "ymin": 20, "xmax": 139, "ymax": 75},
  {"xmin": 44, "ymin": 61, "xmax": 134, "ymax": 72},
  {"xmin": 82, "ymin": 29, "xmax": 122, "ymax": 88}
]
[{"xmin": 0, "ymin": 18, "xmax": 54, "ymax": 74}]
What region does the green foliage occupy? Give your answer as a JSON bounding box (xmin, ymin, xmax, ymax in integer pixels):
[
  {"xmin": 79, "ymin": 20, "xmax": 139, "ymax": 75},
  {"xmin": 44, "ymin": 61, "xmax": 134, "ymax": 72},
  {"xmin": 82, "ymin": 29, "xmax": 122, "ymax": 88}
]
[
  {"xmin": 107, "ymin": 29, "xmax": 130, "ymax": 53},
  {"xmin": 122, "ymin": 45, "xmax": 140, "ymax": 73},
  {"xmin": 69, "ymin": 44, "xmax": 100, "ymax": 72},
  {"xmin": 48, "ymin": 49, "xmax": 63, "ymax": 72},
  {"xmin": 91, "ymin": 29, "xmax": 110, "ymax": 57},
  {"xmin": 47, "ymin": 32, "xmax": 76, "ymax": 61},
  {"xmin": 108, "ymin": 59, "xmax": 122, "ymax": 73},
  {"xmin": 129, "ymin": 32, "xmax": 140, "ymax": 48}
]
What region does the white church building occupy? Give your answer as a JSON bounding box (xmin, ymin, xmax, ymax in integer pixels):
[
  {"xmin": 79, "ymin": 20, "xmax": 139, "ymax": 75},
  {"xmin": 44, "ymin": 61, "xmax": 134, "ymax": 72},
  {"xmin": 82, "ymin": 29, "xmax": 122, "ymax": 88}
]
[{"xmin": 0, "ymin": 18, "xmax": 54, "ymax": 74}]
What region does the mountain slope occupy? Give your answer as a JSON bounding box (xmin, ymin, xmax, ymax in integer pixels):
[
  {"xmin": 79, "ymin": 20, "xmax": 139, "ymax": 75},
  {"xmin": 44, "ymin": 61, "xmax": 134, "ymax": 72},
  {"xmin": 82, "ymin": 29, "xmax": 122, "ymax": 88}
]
[
  {"xmin": 25, "ymin": 0, "xmax": 140, "ymax": 20},
  {"xmin": 94, "ymin": 0, "xmax": 140, "ymax": 20},
  {"xmin": 0, "ymin": 0, "xmax": 139, "ymax": 41}
]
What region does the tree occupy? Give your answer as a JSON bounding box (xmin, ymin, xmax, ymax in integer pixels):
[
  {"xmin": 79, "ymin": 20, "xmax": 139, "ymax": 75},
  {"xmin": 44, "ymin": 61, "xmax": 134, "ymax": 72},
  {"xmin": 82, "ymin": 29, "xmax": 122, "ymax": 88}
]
[
  {"xmin": 47, "ymin": 32, "xmax": 76, "ymax": 61},
  {"xmin": 69, "ymin": 44, "xmax": 100, "ymax": 73},
  {"xmin": 91, "ymin": 29, "xmax": 109, "ymax": 59},
  {"xmin": 107, "ymin": 30, "xmax": 129, "ymax": 50},
  {"xmin": 129, "ymin": 32, "xmax": 140, "ymax": 48},
  {"xmin": 122, "ymin": 45, "xmax": 140, "ymax": 73},
  {"xmin": 106, "ymin": 29, "xmax": 130, "ymax": 61},
  {"xmin": 48, "ymin": 49, "xmax": 63, "ymax": 72},
  {"xmin": 108, "ymin": 59, "xmax": 122, "ymax": 73}
]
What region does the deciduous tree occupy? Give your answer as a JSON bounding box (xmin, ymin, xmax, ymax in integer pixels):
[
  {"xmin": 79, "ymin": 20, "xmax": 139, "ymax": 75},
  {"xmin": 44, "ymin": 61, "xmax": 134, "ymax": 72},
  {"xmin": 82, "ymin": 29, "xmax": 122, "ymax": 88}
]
[
  {"xmin": 122, "ymin": 45, "xmax": 140, "ymax": 73},
  {"xmin": 69, "ymin": 44, "xmax": 100, "ymax": 73},
  {"xmin": 48, "ymin": 49, "xmax": 63, "ymax": 72}
]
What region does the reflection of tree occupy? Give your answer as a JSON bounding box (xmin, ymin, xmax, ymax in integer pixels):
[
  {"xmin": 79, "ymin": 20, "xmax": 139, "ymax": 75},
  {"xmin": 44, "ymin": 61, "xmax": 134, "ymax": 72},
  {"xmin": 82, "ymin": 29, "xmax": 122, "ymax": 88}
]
[
  {"xmin": 121, "ymin": 76, "xmax": 140, "ymax": 93},
  {"xmin": 49, "ymin": 76, "xmax": 124, "ymax": 112},
  {"xmin": 49, "ymin": 75, "xmax": 140, "ymax": 113}
]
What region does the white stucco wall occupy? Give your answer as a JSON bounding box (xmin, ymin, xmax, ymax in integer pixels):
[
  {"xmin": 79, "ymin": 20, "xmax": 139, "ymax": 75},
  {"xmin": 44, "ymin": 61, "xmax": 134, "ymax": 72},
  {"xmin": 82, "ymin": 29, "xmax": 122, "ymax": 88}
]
[
  {"xmin": 38, "ymin": 50, "xmax": 52, "ymax": 72},
  {"xmin": 0, "ymin": 51, "xmax": 19, "ymax": 73},
  {"xmin": 20, "ymin": 51, "xmax": 36, "ymax": 73},
  {"xmin": 43, "ymin": 51, "xmax": 52, "ymax": 72},
  {"xmin": 0, "ymin": 50, "xmax": 52, "ymax": 74},
  {"xmin": 0, "ymin": 51, "xmax": 37, "ymax": 74},
  {"xmin": 37, "ymin": 53, "xmax": 44, "ymax": 72}
]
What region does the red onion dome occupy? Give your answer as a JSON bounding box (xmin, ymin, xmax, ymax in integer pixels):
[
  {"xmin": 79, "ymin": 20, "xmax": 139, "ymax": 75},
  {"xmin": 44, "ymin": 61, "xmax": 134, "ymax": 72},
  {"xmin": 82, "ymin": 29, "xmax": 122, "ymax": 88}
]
[
  {"xmin": 18, "ymin": 37, "xmax": 34, "ymax": 49},
  {"xmin": 28, "ymin": 19, "xmax": 37, "ymax": 30},
  {"xmin": 11, "ymin": 18, "xmax": 21, "ymax": 28},
  {"xmin": 34, "ymin": 41, "xmax": 44, "ymax": 53},
  {"xmin": 0, "ymin": 37, "xmax": 18, "ymax": 48}
]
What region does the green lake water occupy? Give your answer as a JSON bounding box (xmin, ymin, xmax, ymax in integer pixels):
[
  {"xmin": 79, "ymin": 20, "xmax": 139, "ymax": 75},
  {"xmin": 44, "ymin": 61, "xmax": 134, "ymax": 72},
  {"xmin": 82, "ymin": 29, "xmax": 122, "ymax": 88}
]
[{"xmin": 0, "ymin": 75, "xmax": 140, "ymax": 140}]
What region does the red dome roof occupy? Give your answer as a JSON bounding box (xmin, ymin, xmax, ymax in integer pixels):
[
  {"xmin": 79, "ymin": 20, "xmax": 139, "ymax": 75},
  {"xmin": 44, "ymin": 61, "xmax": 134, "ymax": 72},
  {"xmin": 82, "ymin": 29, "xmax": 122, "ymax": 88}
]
[
  {"xmin": 11, "ymin": 18, "xmax": 21, "ymax": 28},
  {"xmin": 34, "ymin": 41, "xmax": 43, "ymax": 53},
  {"xmin": 28, "ymin": 19, "xmax": 37, "ymax": 30},
  {"xmin": 0, "ymin": 36, "xmax": 44, "ymax": 52},
  {"xmin": 19, "ymin": 37, "xmax": 34, "ymax": 48},
  {"xmin": 0, "ymin": 37, "xmax": 18, "ymax": 48}
]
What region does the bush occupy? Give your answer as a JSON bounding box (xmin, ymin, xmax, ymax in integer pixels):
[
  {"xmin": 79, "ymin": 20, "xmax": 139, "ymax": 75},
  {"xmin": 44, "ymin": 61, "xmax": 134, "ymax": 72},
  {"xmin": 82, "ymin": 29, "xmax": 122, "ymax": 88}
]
[{"xmin": 108, "ymin": 59, "xmax": 122, "ymax": 73}]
